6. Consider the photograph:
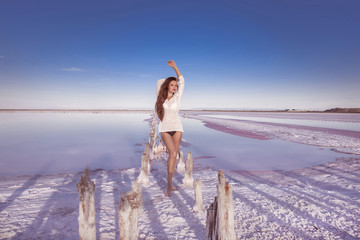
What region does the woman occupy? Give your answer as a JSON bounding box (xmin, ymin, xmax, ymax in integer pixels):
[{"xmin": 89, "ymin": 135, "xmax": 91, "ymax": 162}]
[{"xmin": 155, "ymin": 60, "xmax": 184, "ymax": 197}]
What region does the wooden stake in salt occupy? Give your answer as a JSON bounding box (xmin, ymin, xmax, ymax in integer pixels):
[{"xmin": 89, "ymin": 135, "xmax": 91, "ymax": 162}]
[
  {"xmin": 206, "ymin": 196, "xmax": 218, "ymax": 240},
  {"xmin": 76, "ymin": 167, "xmax": 96, "ymax": 240},
  {"xmin": 206, "ymin": 170, "xmax": 236, "ymax": 240},
  {"xmin": 193, "ymin": 179, "xmax": 204, "ymax": 211},
  {"xmin": 176, "ymin": 150, "xmax": 185, "ymax": 173},
  {"xmin": 182, "ymin": 151, "xmax": 194, "ymax": 186},
  {"xmin": 156, "ymin": 139, "xmax": 166, "ymax": 153},
  {"xmin": 118, "ymin": 181, "xmax": 142, "ymax": 240},
  {"xmin": 137, "ymin": 153, "xmax": 150, "ymax": 185},
  {"xmin": 132, "ymin": 181, "xmax": 143, "ymax": 213},
  {"xmin": 144, "ymin": 142, "xmax": 150, "ymax": 158}
]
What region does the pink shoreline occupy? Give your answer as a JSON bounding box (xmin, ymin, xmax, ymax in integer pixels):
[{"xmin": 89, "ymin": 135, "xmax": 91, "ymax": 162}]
[
  {"xmin": 187, "ymin": 114, "xmax": 360, "ymax": 139},
  {"xmin": 202, "ymin": 120, "xmax": 271, "ymax": 140},
  {"xmin": 237, "ymin": 119, "xmax": 360, "ymax": 139}
]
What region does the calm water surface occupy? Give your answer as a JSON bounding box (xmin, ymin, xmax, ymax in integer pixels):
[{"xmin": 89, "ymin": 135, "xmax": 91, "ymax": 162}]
[
  {"xmin": 181, "ymin": 117, "xmax": 350, "ymax": 171},
  {"xmin": 0, "ymin": 111, "xmax": 351, "ymax": 176},
  {"xmin": 0, "ymin": 111, "xmax": 151, "ymax": 176}
]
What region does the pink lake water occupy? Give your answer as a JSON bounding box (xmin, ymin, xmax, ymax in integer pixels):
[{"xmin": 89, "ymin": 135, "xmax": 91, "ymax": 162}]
[{"xmin": 0, "ymin": 111, "xmax": 355, "ymax": 176}]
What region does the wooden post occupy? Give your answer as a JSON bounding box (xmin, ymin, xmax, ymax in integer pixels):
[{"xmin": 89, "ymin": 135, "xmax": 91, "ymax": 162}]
[
  {"xmin": 182, "ymin": 152, "xmax": 194, "ymax": 187},
  {"xmin": 118, "ymin": 181, "xmax": 142, "ymax": 240},
  {"xmin": 151, "ymin": 131, "xmax": 157, "ymax": 150},
  {"xmin": 137, "ymin": 153, "xmax": 150, "ymax": 185},
  {"xmin": 176, "ymin": 150, "xmax": 185, "ymax": 173},
  {"xmin": 152, "ymin": 142, "xmax": 157, "ymax": 155},
  {"xmin": 193, "ymin": 179, "xmax": 204, "ymax": 211},
  {"xmin": 132, "ymin": 181, "xmax": 143, "ymax": 213},
  {"xmin": 218, "ymin": 169, "xmax": 226, "ymax": 185},
  {"xmin": 149, "ymin": 131, "xmax": 154, "ymax": 148},
  {"xmin": 144, "ymin": 143, "xmax": 150, "ymax": 158},
  {"xmin": 157, "ymin": 139, "xmax": 166, "ymax": 153},
  {"xmin": 206, "ymin": 170, "xmax": 236, "ymax": 240},
  {"xmin": 206, "ymin": 196, "xmax": 218, "ymax": 239},
  {"xmin": 77, "ymin": 167, "xmax": 96, "ymax": 240},
  {"xmin": 152, "ymin": 114, "xmax": 156, "ymax": 129}
]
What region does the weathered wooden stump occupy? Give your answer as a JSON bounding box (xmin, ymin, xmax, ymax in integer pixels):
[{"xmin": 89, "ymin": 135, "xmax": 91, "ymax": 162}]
[
  {"xmin": 176, "ymin": 150, "xmax": 185, "ymax": 173},
  {"xmin": 76, "ymin": 167, "xmax": 96, "ymax": 240},
  {"xmin": 137, "ymin": 153, "xmax": 150, "ymax": 185},
  {"xmin": 118, "ymin": 181, "xmax": 142, "ymax": 240},
  {"xmin": 206, "ymin": 196, "xmax": 218, "ymax": 240},
  {"xmin": 206, "ymin": 169, "xmax": 236, "ymax": 240},
  {"xmin": 132, "ymin": 181, "xmax": 143, "ymax": 213},
  {"xmin": 144, "ymin": 143, "xmax": 150, "ymax": 158},
  {"xmin": 155, "ymin": 139, "xmax": 166, "ymax": 153},
  {"xmin": 193, "ymin": 179, "xmax": 204, "ymax": 211},
  {"xmin": 182, "ymin": 152, "xmax": 194, "ymax": 186}
]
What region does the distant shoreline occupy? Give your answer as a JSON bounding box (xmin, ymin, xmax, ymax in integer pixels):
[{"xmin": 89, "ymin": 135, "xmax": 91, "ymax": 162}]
[
  {"xmin": 0, "ymin": 108, "xmax": 359, "ymax": 113},
  {"xmin": 0, "ymin": 109, "xmax": 154, "ymax": 112}
]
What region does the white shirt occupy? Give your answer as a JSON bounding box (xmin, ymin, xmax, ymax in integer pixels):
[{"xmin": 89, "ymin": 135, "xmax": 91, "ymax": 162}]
[{"xmin": 156, "ymin": 75, "xmax": 184, "ymax": 133}]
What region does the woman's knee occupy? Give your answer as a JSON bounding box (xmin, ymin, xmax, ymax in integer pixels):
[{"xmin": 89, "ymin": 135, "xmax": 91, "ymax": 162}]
[{"xmin": 169, "ymin": 151, "xmax": 177, "ymax": 160}]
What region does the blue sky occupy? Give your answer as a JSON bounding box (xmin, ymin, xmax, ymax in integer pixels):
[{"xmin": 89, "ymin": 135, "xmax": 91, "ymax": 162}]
[{"xmin": 1, "ymin": 0, "xmax": 359, "ymax": 110}]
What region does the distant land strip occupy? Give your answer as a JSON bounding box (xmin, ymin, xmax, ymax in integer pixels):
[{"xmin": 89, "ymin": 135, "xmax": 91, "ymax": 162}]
[
  {"xmin": 323, "ymin": 108, "xmax": 360, "ymax": 113},
  {"xmin": 0, "ymin": 108, "xmax": 359, "ymax": 113},
  {"xmin": 0, "ymin": 109, "xmax": 153, "ymax": 112}
]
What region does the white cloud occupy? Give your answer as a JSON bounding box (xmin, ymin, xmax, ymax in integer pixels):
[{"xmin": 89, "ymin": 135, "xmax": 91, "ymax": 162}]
[{"xmin": 62, "ymin": 67, "xmax": 85, "ymax": 72}]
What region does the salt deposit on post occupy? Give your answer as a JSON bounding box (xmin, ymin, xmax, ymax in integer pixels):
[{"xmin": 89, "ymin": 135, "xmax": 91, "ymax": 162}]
[
  {"xmin": 216, "ymin": 170, "xmax": 236, "ymax": 239},
  {"xmin": 144, "ymin": 143, "xmax": 150, "ymax": 158},
  {"xmin": 177, "ymin": 150, "xmax": 185, "ymax": 173},
  {"xmin": 118, "ymin": 181, "xmax": 142, "ymax": 240},
  {"xmin": 193, "ymin": 179, "xmax": 204, "ymax": 211},
  {"xmin": 151, "ymin": 129, "xmax": 157, "ymax": 148},
  {"xmin": 206, "ymin": 169, "xmax": 236, "ymax": 240},
  {"xmin": 76, "ymin": 167, "xmax": 96, "ymax": 240},
  {"xmin": 206, "ymin": 196, "xmax": 217, "ymax": 240},
  {"xmin": 154, "ymin": 139, "xmax": 166, "ymax": 154},
  {"xmin": 182, "ymin": 151, "xmax": 194, "ymax": 186},
  {"xmin": 137, "ymin": 153, "xmax": 150, "ymax": 185},
  {"xmin": 132, "ymin": 181, "xmax": 143, "ymax": 213},
  {"xmin": 149, "ymin": 130, "xmax": 156, "ymax": 149},
  {"xmin": 148, "ymin": 113, "xmax": 157, "ymax": 154}
]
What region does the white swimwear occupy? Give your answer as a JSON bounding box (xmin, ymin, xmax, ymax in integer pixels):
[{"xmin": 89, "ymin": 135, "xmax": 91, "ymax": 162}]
[{"xmin": 156, "ymin": 75, "xmax": 184, "ymax": 133}]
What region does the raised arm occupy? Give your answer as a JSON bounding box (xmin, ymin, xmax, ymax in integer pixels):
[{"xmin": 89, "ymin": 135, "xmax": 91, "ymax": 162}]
[
  {"xmin": 156, "ymin": 78, "xmax": 165, "ymax": 96},
  {"xmin": 167, "ymin": 60, "xmax": 181, "ymax": 78},
  {"xmin": 167, "ymin": 60, "xmax": 184, "ymax": 97}
]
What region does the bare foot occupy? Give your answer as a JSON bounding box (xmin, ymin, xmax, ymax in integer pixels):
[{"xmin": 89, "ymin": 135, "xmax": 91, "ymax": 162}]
[
  {"xmin": 165, "ymin": 190, "xmax": 172, "ymax": 197},
  {"xmin": 172, "ymin": 186, "xmax": 178, "ymax": 191}
]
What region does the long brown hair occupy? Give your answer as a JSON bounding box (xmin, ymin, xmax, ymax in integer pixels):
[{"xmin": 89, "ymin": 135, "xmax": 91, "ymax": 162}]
[{"xmin": 155, "ymin": 77, "xmax": 177, "ymax": 121}]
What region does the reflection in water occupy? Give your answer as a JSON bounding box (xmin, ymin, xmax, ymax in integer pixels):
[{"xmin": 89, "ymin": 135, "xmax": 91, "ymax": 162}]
[
  {"xmin": 0, "ymin": 111, "xmax": 151, "ymax": 176},
  {"xmin": 0, "ymin": 111, "xmax": 352, "ymax": 176}
]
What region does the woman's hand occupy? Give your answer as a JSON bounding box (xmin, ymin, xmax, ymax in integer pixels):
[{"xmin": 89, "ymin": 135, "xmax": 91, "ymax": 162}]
[
  {"xmin": 167, "ymin": 60, "xmax": 176, "ymax": 68},
  {"xmin": 167, "ymin": 60, "xmax": 181, "ymax": 77}
]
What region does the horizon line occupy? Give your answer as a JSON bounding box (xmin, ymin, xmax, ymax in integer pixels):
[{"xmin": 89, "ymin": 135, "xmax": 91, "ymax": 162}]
[{"xmin": 1, "ymin": 107, "xmax": 358, "ymax": 112}]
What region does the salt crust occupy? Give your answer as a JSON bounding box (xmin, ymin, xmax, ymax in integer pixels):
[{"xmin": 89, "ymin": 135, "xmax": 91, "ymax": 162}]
[
  {"xmin": 0, "ymin": 156, "xmax": 359, "ymax": 239},
  {"xmin": 1, "ymin": 112, "xmax": 360, "ymax": 239},
  {"xmin": 187, "ymin": 113, "xmax": 360, "ymax": 155}
]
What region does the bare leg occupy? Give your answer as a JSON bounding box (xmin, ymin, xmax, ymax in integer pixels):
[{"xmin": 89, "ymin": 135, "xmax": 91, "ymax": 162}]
[
  {"xmin": 172, "ymin": 131, "xmax": 182, "ymax": 155},
  {"xmin": 171, "ymin": 131, "xmax": 183, "ymax": 190},
  {"xmin": 161, "ymin": 132, "xmax": 177, "ymax": 197}
]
